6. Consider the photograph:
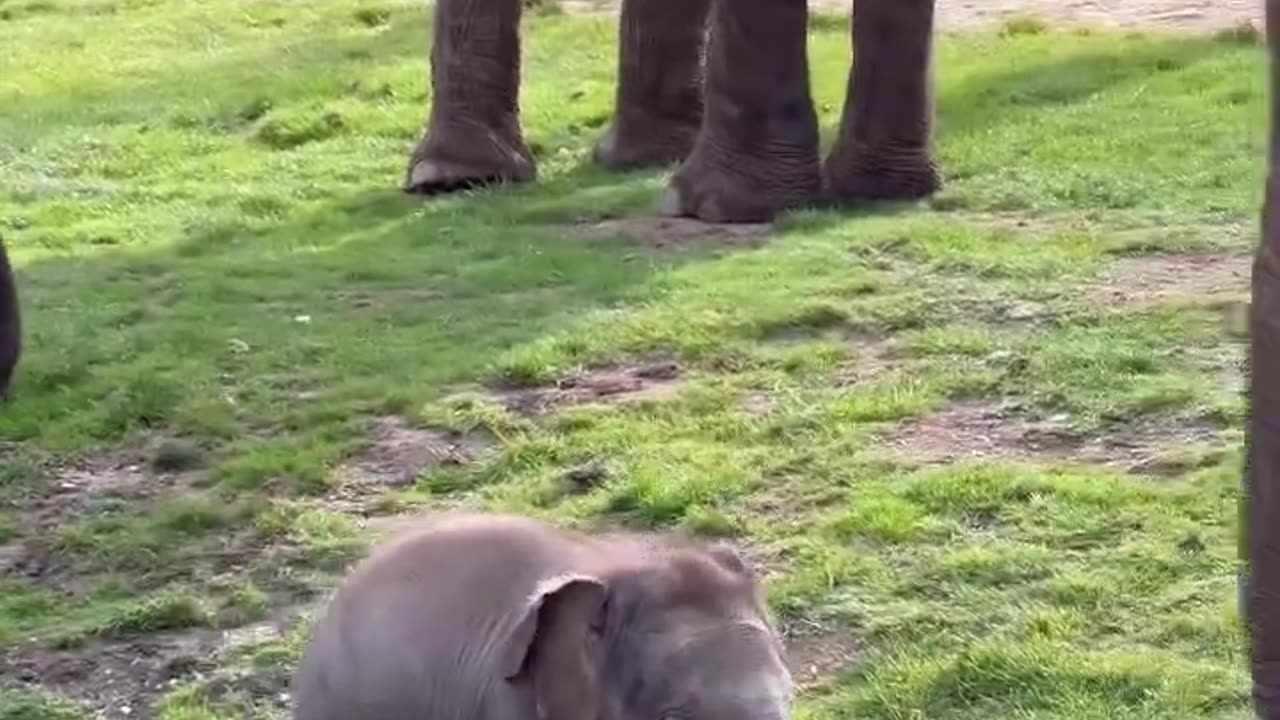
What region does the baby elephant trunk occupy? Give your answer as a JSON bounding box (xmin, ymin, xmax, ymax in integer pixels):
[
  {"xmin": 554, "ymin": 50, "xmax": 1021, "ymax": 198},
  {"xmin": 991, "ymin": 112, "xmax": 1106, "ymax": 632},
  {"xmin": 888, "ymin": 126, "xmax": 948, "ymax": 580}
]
[
  {"xmin": 701, "ymin": 683, "xmax": 790, "ymax": 720},
  {"xmin": 693, "ymin": 630, "xmax": 795, "ymax": 720}
]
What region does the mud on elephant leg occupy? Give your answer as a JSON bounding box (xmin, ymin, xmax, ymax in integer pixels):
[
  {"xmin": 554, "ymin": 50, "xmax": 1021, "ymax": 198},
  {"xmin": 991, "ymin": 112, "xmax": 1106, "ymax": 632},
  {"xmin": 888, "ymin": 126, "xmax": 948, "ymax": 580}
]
[
  {"xmin": 404, "ymin": 0, "xmax": 536, "ymax": 194},
  {"xmin": 593, "ymin": 0, "xmax": 711, "ymax": 170},
  {"xmin": 665, "ymin": 0, "xmax": 821, "ymax": 223},
  {"xmin": 824, "ymin": 0, "xmax": 941, "ymax": 203}
]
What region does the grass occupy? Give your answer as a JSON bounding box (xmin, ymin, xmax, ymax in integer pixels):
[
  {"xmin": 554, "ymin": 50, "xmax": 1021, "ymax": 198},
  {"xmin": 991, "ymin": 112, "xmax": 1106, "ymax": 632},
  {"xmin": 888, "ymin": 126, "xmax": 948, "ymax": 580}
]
[{"xmin": 0, "ymin": 1, "xmax": 1262, "ymax": 719}]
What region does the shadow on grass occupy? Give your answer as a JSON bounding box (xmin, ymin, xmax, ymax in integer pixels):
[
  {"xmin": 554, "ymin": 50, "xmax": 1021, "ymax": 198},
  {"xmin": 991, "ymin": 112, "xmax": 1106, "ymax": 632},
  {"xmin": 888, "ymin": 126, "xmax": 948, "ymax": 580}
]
[{"xmin": 0, "ymin": 168, "xmax": 717, "ymax": 449}]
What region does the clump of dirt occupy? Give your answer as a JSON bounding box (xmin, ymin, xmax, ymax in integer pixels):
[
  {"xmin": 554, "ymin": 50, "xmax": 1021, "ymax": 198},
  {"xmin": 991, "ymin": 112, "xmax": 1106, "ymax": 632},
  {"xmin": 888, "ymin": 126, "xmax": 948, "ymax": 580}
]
[
  {"xmin": 498, "ymin": 360, "xmax": 685, "ymax": 416},
  {"xmin": 343, "ymin": 416, "xmax": 495, "ymax": 488},
  {"xmin": 886, "ymin": 401, "xmax": 1223, "ymax": 474},
  {"xmin": 580, "ymin": 217, "xmax": 771, "ymax": 250},
  {"xmin": 1087, "ymin": 251, "xmax": 1250, "ymax": 309},
  {"xmin": 781, "ymin": 619, "xmax": 863, "ymax": 691}
]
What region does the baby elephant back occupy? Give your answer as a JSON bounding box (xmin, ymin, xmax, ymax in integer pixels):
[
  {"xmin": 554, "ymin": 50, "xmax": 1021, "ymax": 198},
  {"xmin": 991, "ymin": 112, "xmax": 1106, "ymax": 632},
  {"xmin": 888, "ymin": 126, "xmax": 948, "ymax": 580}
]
[{"xmin": 291, "ymin": 514, "xmax": 593, "ymax": 720}]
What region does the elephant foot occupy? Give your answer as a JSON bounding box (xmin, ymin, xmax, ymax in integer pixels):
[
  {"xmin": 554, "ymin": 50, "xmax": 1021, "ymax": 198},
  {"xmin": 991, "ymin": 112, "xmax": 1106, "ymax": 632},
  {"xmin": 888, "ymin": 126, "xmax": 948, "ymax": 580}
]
[
  {"xmin": 823, "ymin": 143, "xmax": 941, "ymax": 203},
  {"xmin": 661, "ymin": 0, "xmax": 820, "ymax": 223},
  {"xmin": 403, "ymin": 128, "xmax": 536, "ymax": 195},
  {"xmin": 592, "ymin": 115, "xmax": 701, "ymax": 171},
  {"xmin": 663, "ymin": 154, "xmax": 821, "ymax": 224}
]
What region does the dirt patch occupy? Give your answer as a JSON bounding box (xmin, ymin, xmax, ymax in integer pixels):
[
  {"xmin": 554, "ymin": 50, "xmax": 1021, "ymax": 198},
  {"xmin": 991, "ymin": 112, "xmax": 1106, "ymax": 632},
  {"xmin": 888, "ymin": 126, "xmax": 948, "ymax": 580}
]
[
  {"xmin": 342, "ymin": 416, "xmax": 494, "ymax": 488},
  {"xmin": 0, "ymin": 605, "xmax": 318, "ymax": 720},
  {"xmin": 835, "ymin": 339, "xmax": 914, "ymax": 388},
  {"xmin": 44, "ymin": 447, "xmax": 198, "ymax": 508},
  {"xmin": 4, "ymin": 447, "xmax": 203, "ymax": 585},
  {"xmin": 21, "ymin": 446, "xmax": 201, "ymax": 529},
  {"xmin": 498, "ymin": 360, "xmax": 685, "ymax": 416},
  {"xmin": 1087, "ymin": 251, "xmax": 1251, "ymax": 310},
  {"xmin": 559, "ymin": 0, "xmax": 1259, "ymax": 32},
  {"xmin": 323, "ymin": 417, "xmax": 496, "ymax": 519},
  {"xmin": 581, "ymin": 217, "xmax": 771, "ymax": 251},
  {"xmin": 53, "ymin": 456, "xmax": 149, "ymax": 496},
  {"xmin": 886, "ymin": 401, "xmax": 1225, "ymax": 474},
  {"xmin": 781, "ymin": 619, "xmax": 863, "ymax": 690},
  {"xmin": 1, "ymin": 633, "xmax": 211, "ymax": 720}
]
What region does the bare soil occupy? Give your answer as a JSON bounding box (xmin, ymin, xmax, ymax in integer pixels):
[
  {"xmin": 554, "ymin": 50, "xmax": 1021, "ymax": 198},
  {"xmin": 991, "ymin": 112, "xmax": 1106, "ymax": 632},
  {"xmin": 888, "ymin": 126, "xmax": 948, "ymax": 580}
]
[
  {"xmin": 834, "ymin": 340, "xmax": 911, "ymax": 389},
  {"xmin": 496, "ymin": 360, "xmax": 686, "ymax": 416},
  {"xmin": 886, "ymin": 400, "xmax": 1226, "ymax": 474},
  {"xmin": 782, "ymin": 620, "xmax": 863, "ymax": 690},
  {"xmin": 1, "ymin": 447, "xmax": 203, "ymax": 586},
  {"xmin": 0, "ymin": 606, "xmax": 316, "ymax": 720},
  {"xmin": 561, "ymin": 0, "xmax": 1260, "ymax": 32},
  {"xmin": 325, "ymin": 417, "xmax": 497, "ymax": 524},
  {"xmin": 579, "ymin": 217, "xmax": 772, "ymax": 251},
  {"xmin": 340, "ymin": 365, "xmax": 686, "ymax": 533},
  {"xmin": 342, "ymin": 416, "xmax": 495, "ymax": 488},
  {"xmin": 1087, "ymin": 251, "xmax": 1251, "ymax": 309},
  {"xmin": 1, "ymin": 632, "xmax": 214, "ymax": 720}
]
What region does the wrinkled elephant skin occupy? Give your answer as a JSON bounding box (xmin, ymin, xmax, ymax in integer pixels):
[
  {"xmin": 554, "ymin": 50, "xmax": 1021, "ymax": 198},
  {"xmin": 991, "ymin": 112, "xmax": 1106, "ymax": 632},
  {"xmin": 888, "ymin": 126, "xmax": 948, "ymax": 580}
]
[
  {"xmin": 406, "ymin": 0, "xmax": 711, "ymax": 193},
  {"xmin": 291, "ymin": 514, "xmax": 795, "ymax": 720},
  {"xmin": 823, "ymin": 0, "xmax": 941, "ymax": 202},
  {"xmin": 404, "ymin": 0, "xmax": 536, "ymax": 194},
  {"xmin": 593, "ymin": 0, "xmax": 712, "ymax": 170},
  {"xmin": 408, "ymin": 0, "xmax": 940, "ymax": 222},
  {"xmin": 0, "ymin": 238, "xmax": 20, "ymax": 401},
  {"xmin": 1248, "ymin": 3, "xmax": 1280, "ymax": 716},
  {"xmin": 665, "ymin": 0, "xmax": 822, "ymax": 223}
]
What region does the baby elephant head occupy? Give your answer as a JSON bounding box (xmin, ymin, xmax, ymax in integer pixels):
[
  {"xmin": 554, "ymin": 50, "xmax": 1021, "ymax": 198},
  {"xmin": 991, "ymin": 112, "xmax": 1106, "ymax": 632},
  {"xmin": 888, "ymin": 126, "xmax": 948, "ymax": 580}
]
[{"xmin": 501, "ymin": 543, "xmax": 794, "ymax": 720}]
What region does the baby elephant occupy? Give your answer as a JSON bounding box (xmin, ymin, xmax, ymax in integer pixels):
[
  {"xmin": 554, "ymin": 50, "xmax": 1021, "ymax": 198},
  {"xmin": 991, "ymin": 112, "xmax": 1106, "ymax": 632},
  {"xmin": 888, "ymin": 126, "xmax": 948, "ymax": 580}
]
[{"xmin": 291, "ymin": 513, "xmax": 795, "ymax": 720}]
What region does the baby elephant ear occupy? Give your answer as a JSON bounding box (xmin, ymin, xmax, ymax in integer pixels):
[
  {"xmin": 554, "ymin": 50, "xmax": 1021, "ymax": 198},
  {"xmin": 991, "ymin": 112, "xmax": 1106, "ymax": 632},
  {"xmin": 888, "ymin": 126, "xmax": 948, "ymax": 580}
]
[{"xmin": 501, "ymin": 573, "xmax": 608, "ymax": 681}]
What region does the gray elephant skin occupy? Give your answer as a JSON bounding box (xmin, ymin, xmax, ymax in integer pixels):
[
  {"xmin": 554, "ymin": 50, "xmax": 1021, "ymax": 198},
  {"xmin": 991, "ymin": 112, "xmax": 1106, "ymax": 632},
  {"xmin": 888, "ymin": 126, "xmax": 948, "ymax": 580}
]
[
  {"xmin": 0, "ymin": 237, "xmax": 20, "ymax": 400},
  {"xmin": 405, "ymin": 0, "xmax": 938, "ymax": 224},
  {"xmin": 291, "ymin": 513, "xmax": 796, "ymax": 720}
]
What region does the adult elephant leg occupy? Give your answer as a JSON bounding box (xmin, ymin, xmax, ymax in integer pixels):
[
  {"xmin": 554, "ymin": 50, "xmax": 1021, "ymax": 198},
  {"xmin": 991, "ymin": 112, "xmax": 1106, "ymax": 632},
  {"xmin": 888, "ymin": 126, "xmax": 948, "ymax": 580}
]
[
  {"xmin": 823, "ymin": 0, "xmax": 940, "ymax": 202},
  {"xmin": 593, "ymin": 0, "xmax": 711, "ymax": 170},
  {"xmin": 404, "ymin": 0, "xmax": 535, "ymax": 194},
  {"xmin": 664, "ymin": 0, "xmax": 821, "ymax": 223},
  {"xmin": 1247, "ymin": 5, "xmax": 1280, "ymax": 717},
  {"xmin": 0, "ymin": 239, "xmax": 19, "ymax": 401}
]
